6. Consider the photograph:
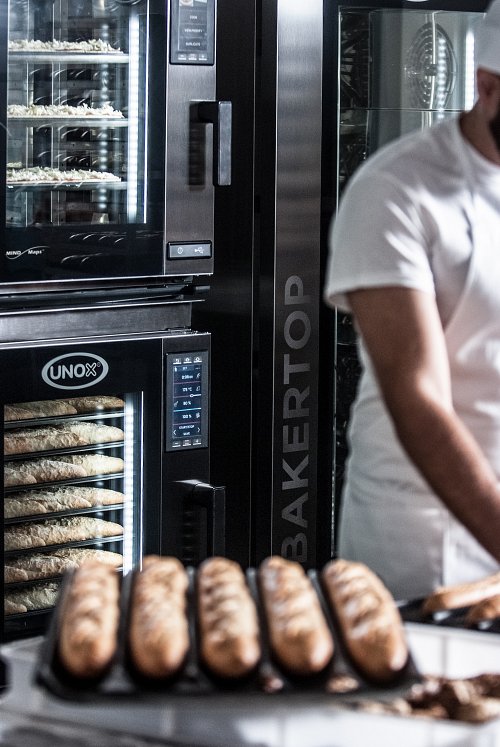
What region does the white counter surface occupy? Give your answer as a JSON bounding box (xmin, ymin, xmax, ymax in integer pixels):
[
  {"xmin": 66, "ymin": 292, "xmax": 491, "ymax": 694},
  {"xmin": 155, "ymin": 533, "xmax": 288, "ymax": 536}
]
[{"xmin": 1, "ymin": 624, "xmax": 500, "ymax": 747}]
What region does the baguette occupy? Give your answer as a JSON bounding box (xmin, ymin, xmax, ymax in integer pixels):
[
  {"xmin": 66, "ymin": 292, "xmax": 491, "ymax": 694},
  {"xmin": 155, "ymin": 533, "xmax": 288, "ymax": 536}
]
[
  {"xmin": 4, "ymin": 422, "xmax": 124, "ymax": 455},
  {"xmin": 5, "ymin": 548, "xmax": 123, "ymax": 583},
  {"xmin": 128, "ymin": 555, "xmax": 190, "ymax": 679},
  {"xmin": 197, "ymin": 556, "xmax": 261, "ymax": 679},
  {"xmin": 57, "ymin": 561, "xmax": 120, "ymax": 678},
  {"xmin": 321, "ymin": 559, "xmax": 408, "ymax": 684},
  {"xmin": 4, "ymin": 400, "xmax": 78, "ymax": 420},
  {"xmin": 56, "ymin": 453, "xmax": 124, "ymax": 475},
  {"xmin": 259, "ymin": 556, "xmax": 334, "ymax": 677},
  {"xmin": 4, "ymin": 486, "xmax": 124, "ymax": 518},
  {"xmin": 4, "ymin": 516, "xmax": 123, "ymax": 551},
  {"xmin": 4, "ymin": 458, "xmax": 87, "ymax": 487},
  {"xmin": 422, "ymin": 573, "xmax": 500, "ymax": 615},
  {"xmin": 62, "ymin": 396, "xmax": 124, "ymax": 413},
  {"xmin": 5, "ymin": 580, "xmax": 60, "ymax": 615}
]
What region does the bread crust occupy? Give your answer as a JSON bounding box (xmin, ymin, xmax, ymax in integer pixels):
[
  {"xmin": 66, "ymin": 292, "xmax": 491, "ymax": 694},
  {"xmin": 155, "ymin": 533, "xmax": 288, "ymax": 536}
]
[
  {"xmin": 4, "ymin": 516, "xmax": 123, "ymax": 551},
  {"xmin": 4, "ymin": 422, "xmax": 124, "ymax": 455},
  {"xmin": 5, "ymin": 581, "xmax": 60, "ymax": 615},
  {"xmin": 4, "ymin": 458, "xmax": 87, "ymax": 487},
  {"xmin": 128, "ymin": 555, "xmax": 190, "ymax": 679},
  {"xmin": 5, "ymin": 548, "xmax": 123, "ymax": 583},
  {"xmin": 4, "ymin": 400, "xmax": 77, "ymax": 421},
  {"xmin": 321, "ymin": 559, "xmax": 408, "ymax": 684},
  {"xmin": 259, "ymin": 556, "xmax": 334, "ymax": 677},
  {"xmin": 56, "ymin": 453, "xmax": 124, "ymax": 475},
  {"xmin": 197, "ymin": 557, "xmax": 261, "ymax": 679},
  {"xmin": 422, "ymin": 573, "xmax": 500, "ymax": 615},
  {"xmin": 57, "ymin": 561, "xmax": 120, "ymax": 678},
  {"xmin": 62, "ymin": 396, "xmax": 124, "ymax": 413},
  {"xmin": 4, "ymin": 486, "xmax": 124, "ymax": 519}
]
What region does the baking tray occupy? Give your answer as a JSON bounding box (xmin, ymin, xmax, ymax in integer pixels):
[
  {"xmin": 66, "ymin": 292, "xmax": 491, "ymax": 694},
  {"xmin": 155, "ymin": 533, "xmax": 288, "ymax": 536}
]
[
  {"xmin": 399, "ymin": 598, "xmax": 500, "ymax": 634},
  {"xmin": 35, "ymin": 567, "xmax": 421, "ymax": 702}
]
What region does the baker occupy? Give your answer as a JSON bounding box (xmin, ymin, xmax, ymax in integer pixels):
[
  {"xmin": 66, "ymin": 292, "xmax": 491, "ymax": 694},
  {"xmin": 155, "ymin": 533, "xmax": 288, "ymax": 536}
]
[{"xmin": 324, "ymin": 0, "xmax": 500, "ymax": 600}]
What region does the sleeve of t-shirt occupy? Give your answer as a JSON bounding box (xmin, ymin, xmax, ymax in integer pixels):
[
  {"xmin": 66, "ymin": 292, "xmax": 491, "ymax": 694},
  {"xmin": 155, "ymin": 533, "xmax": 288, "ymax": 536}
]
[{"xmin": 323, "ymin": 167, "xmax": 436, "ymax": 313}]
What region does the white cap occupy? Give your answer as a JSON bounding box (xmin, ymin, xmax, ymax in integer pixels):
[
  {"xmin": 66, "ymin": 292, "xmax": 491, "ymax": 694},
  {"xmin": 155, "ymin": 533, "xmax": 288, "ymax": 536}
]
[{"xmin": 476, "ymin": 0, "xmax": 500, "ymax": 74}]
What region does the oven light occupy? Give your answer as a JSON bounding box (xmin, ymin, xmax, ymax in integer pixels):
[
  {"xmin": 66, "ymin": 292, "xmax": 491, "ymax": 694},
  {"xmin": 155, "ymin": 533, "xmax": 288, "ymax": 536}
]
[
  {"xmin": 122, "ymin": 393, "xmax": 142, "ymax": 570},
  {"xmin": 127, "ymin": 14, "xmax": 141, "ymax": 222}
]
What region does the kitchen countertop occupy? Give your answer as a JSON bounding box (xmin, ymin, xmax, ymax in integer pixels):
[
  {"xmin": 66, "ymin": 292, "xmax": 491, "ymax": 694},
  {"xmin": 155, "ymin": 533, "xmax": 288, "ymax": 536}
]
[{"xmin": 1, "ymin": 625, "xmax": 500, "ymax": 747}]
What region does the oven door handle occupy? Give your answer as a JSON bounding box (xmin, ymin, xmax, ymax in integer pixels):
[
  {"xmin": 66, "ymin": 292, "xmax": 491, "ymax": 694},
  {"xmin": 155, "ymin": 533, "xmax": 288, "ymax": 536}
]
[
  {"xmin": 182, "ymin": 480, "xmax": 226, "ymax": 557},
  {"xmin": 196, "ymin": 101, "xmax": 232, "ymax": 186}
]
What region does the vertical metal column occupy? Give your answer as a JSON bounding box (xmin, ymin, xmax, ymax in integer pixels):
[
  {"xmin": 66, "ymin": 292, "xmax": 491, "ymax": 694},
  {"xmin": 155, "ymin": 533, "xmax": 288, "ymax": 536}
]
[{"xmin": 256, "ymin": 0, "xmax": 323, "ymax": 567}]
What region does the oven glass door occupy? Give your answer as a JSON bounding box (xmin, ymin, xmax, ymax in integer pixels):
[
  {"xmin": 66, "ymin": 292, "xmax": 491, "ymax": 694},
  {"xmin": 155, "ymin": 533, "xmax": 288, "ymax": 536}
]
[
  {"xmin": 1, "ymin": 337, "xmax": 163, "ymax": 641},
  {"xmin": 1, "ymin": 0, "xmax": 216, "ymax": 287}
]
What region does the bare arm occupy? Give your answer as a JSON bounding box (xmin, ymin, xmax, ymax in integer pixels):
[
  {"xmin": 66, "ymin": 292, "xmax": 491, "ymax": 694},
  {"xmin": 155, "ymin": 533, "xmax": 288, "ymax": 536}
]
[{"xmin": 347, "ymin": 286, "xmax": 500, "ymax": 563}]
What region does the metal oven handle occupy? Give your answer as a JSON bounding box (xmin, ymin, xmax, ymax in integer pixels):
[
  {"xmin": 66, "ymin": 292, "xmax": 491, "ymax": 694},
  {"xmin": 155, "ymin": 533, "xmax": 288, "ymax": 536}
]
[
  {"xmin": 196, "ymin": 101, "xmax": 232, "ymax": 186},
  {"xmin": 180, "ymin": 479, "xmax": 226, "ymax": 558}
]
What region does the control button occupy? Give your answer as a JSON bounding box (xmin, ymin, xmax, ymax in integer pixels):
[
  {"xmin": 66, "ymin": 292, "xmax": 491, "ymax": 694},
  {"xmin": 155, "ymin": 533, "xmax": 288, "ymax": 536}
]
[
  {"xmin": 172, "ymin": 440, "xmax": 182, "ymax": 448},
  {"xmin": 192, "ymin": 438, "xmax": 202, "ymax": 446},
  {"xmin": 167, "ymin": 242, "xmax": 212, "ymax": 259},
  {"xmin": 182, "ymin": 439, "xmax": 192, "ymax": 447}
]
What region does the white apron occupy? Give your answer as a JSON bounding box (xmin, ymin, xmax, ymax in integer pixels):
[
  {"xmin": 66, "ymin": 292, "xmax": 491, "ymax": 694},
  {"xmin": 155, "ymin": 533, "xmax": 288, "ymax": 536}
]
[{"xmin": 338, "ymin": 138, "xmax": 500, "ymax": 600}]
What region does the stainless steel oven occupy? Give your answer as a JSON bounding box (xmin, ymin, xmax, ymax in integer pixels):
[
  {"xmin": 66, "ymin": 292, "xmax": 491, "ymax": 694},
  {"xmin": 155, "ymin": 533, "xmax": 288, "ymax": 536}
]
[
  {"xmin": 1, "ymin": 0, "xmax": 230, "ymax": 292},
  {"xmin": 0, "ymin": 305, "xmax": 224, "ymax": 642}
]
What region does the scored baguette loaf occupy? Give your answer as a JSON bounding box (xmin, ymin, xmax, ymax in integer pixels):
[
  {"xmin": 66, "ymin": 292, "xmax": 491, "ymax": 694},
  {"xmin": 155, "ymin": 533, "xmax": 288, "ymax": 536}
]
[
  {"xmin": 4, "ymin": 458, "xmax": 87, "ymax": 487},
  {"xmin": 197, "ymin": 557, "xmax": 261, "ymax": 679},
  {"xmin": 4, "ymin": 400, "xmax": 78, "ymax": 421},
  {"xmin": 56, "ymin": 453, "xmax": 124, "ymax": 475},
  {"xmin": 62, "ymin": 396, "xmax": 124, "ymax": 413},
  {"xmin": 321, "ymin": 559, "xmax": 408, "ymax": 684},
  {"xmin": 259, "ymin": 556, "xmax": 334, "ymax": 677},
  {"xmin": 5, "ymin": 580, "xmax": 60, "ymax": 615},
  {"xmin": 57, "ymin": 561, "xmax": 120, "ymax": 678},
  {"xmin": 4, "ymin": 422, "xmax": 124, "ymax": 455},
  {"xmin": 4, "ymin": 426, "xmax": 85, "ymax": 455},
  {"xmin": 4, "ymin": 486, "xmax": 125, "ymax": 519},
  {"xmin": 128, "ymin": 555, "xmax": 190, "ymax": 679},
  {"xmin": 5, "ymin": 548, "xmax": 123, "ymax": 584},
  {"xmin": 4, "ymin": 516, "xmax": 124, "ymax": 551},
  {"xmin": 422, "ymin": 572, "xmax": 500, "ymax": 615}
]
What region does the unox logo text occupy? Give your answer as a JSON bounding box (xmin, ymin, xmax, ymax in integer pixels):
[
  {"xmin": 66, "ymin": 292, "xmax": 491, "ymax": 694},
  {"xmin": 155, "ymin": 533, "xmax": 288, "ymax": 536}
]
[{"xmin": 41, "ymin": 353, "xmax": 109, "ymax": 390}]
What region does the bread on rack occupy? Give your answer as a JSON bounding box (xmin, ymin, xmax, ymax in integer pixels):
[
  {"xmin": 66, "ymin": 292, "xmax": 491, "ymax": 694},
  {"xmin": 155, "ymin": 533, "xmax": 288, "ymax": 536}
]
[
  {"xmin": 321, "ymin": 559, "xmax": 408, "ymax": 684},
  {"xmin": 4, "ymin": 486, "xmax": 125, "ymax": 519},
  {"xmin": 4, "ymin": 400, "xmax": 78, "ymax": 421},
  {"xmin": 57, "ymin": 562, "xmax": 120, "ymax": 678},
  {"xmin": 4, "ymin": 422, "xmax": 124, "ymax": 455},
  {"xmin": 5, "ymin": 548, "xmax": 123, "ymax": 584},
  {"xmin": 197, "ymin": 556, "xmax": 261, "ymax": 679},
  {"xmin": 4, "ymin": 458, "xmax": 87, "ymax": 487},
  {"xmin": 258, "ymin": 556, "xmax": 334, "ymax": 677},
  {"xmin": 56, "ymin": 454, "xmax": 125, "ymax": 475},
  {"xmin": 128, "ymin": 555, "xmax": 190, "ymax": 679},
  {"xmin": 5, "ymin": 581, "xmax": 61, "ymax": 615},
  {"xmin": 4, "ymin": 516, "xmax": 123, "ymax": 551},
  {"xmin": 61, "ymin": 396, "xmax": 125, "ymax": 413}
]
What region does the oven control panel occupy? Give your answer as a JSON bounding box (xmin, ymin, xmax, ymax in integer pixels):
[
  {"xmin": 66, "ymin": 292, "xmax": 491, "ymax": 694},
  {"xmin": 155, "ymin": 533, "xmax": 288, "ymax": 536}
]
[{"xmin": 165, "ymin": 350, "xmax": 209, "ymax": 450}]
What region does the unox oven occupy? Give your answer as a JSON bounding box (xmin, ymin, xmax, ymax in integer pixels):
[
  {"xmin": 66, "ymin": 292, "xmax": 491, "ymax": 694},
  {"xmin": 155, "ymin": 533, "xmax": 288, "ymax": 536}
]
[{"xmin": 0, "ymin": 304, "xmax": 224, "ymax": 642}]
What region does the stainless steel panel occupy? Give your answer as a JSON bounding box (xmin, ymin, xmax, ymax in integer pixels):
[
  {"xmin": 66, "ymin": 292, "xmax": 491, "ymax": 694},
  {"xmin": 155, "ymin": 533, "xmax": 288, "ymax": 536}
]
[
  {"xmin": 0, "ymin": 301, "xmax": 194, "ymax": 342},
  {"xmin": 258, "ymin": 0, "xmax": 323, "ymax": 565},
  {"xmin": 164, "ymin": 0, "xmax": 216, "ymax": 274}
]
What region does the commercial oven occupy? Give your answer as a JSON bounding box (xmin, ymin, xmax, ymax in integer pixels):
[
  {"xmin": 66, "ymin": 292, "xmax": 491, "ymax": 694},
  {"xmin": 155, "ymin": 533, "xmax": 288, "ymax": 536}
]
[
  {"xmin": 0, "ymin": 305, "xmax": 224, "ymax": 642},
  {"xmin": 1, "ymin": 0, "xmax": 229, "ymax": 291},
  {"xmin": 323, "ymin": 0, "xmax": 489, "ymax": 551}
]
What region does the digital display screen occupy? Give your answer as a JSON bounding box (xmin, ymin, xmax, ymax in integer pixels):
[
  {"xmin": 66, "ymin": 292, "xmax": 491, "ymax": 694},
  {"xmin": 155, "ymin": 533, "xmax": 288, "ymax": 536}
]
[
  {"xmin": 170, "ymin": 0, "xmax": 214, "ymax": 65},
  {"xmin": 166, "ymin": 351, "xmax": 207, "ymax": 450}
]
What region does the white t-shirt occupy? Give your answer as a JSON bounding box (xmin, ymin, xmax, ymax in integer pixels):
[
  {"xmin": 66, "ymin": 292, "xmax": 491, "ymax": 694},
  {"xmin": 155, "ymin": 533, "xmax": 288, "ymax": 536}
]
[{"xmin": 323, "ymin": 116, "xmax": 500, "ymax": 598}]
